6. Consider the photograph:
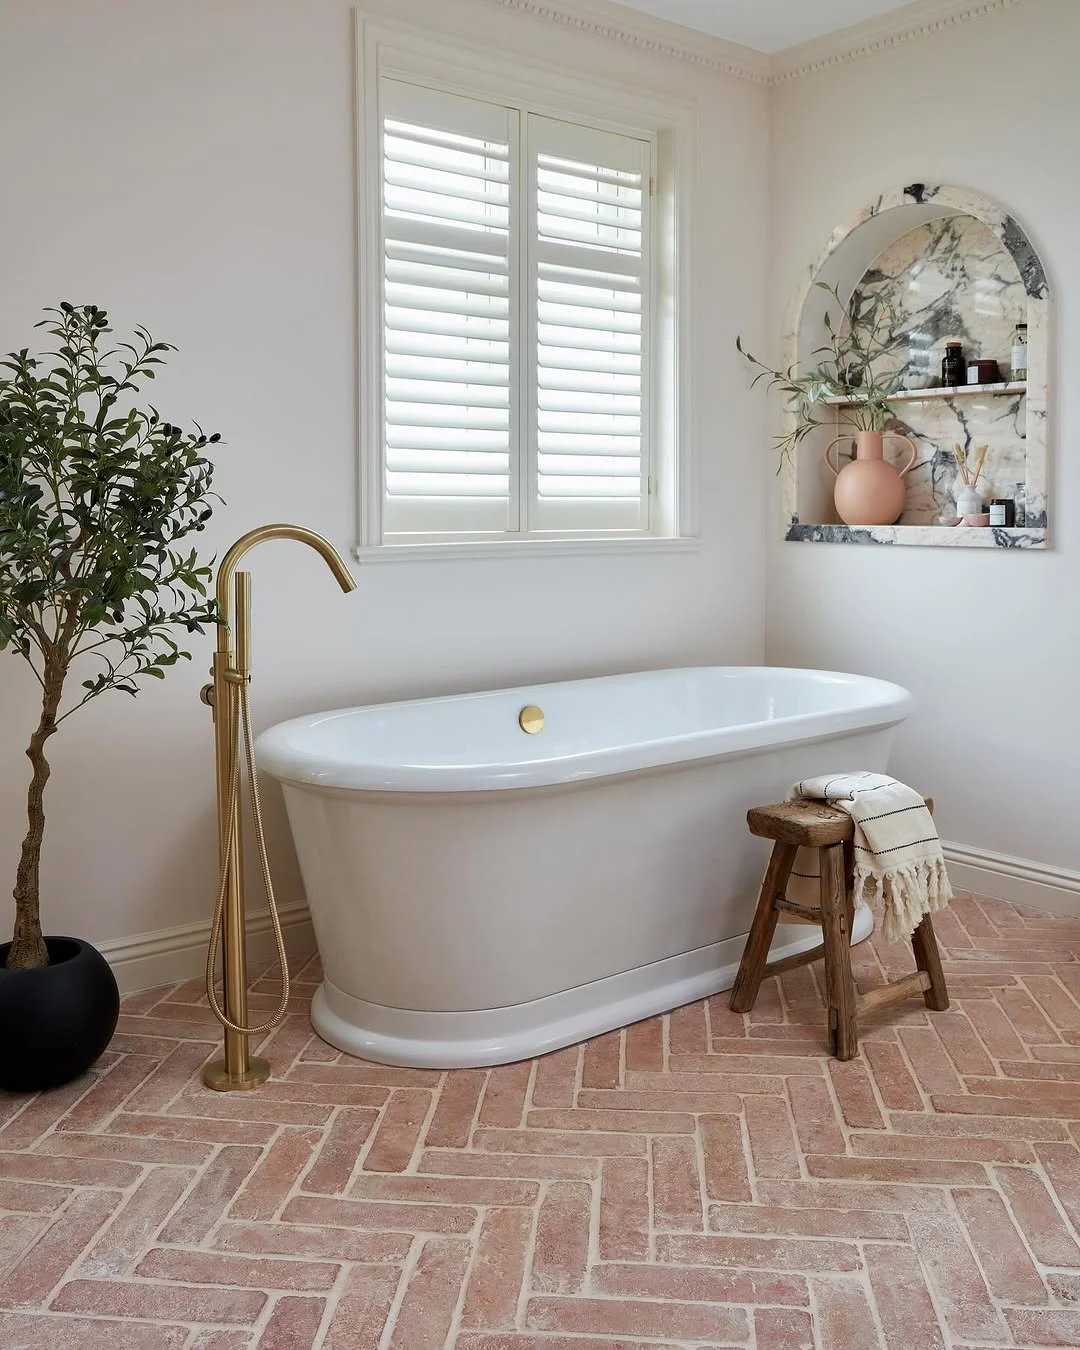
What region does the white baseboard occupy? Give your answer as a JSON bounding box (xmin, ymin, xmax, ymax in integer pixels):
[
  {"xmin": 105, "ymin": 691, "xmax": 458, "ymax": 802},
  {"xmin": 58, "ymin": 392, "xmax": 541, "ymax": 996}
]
[
  {"xmin": 97, "ymin": 902, "xmax": 316, "ymax": 996},
  {"xmin": 93, "ymin": 842, "xmax": 1080, "ymax": 1000},
  {"xmin": 943, "ymin": 840, "xmax": 1080, "ymax": 919}
]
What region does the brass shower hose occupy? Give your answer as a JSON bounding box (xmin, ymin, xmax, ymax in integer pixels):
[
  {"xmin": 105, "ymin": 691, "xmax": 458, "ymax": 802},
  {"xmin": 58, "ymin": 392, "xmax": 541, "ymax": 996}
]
[{"xmin": 205, "ymin": 676, "xmax": 290, "ymax": 1036}]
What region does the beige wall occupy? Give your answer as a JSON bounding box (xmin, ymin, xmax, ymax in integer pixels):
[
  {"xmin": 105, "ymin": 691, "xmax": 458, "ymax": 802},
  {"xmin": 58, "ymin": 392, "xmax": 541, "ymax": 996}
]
[
  {"xmin": 0, "ymin": 0, "xmax": 771, "ymax": 947},
  {"xmin": 766, "ymin": 0, "xmax": 1080, "ymax": 868},
  {"xmin": 6, "ymin": 0, "xmax": 1075, "ymax": 960}
]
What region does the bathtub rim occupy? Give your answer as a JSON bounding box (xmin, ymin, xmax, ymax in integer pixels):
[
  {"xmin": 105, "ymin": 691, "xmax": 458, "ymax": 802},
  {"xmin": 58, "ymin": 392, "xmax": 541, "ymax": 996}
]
[
  {"xmin": 255, "ymin": 665, "xmax": 914, "ymax": 795},
  {"xmin": 265, "ymin": 721, "xmax": 905, "ymax": 804}
]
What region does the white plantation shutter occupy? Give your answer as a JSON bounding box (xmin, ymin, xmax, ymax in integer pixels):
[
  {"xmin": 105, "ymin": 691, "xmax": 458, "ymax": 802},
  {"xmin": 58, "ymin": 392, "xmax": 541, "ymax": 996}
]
[
  {"xmin": 376, "ymin": 82, "xmax": 655, "ymax": 541},
  {"xmin": 380, "ymin": 82, "xmax": 516, "ymax": 537},
  {"xmin": 528, "ymin": 116, "xmax": 651, "ymax": 533}
]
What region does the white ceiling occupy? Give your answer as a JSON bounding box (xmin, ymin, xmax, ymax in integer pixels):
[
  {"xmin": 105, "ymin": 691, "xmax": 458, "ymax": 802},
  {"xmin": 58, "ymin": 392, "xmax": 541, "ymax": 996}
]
[{"xmin": 609, "ymin": 0, "xmax": 918, "ymax": 53}]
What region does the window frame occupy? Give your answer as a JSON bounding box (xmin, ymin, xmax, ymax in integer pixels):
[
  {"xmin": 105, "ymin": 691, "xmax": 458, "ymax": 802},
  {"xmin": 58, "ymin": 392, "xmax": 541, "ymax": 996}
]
[{"xmin": 355, "ymin": 17, "xmax": 698, "ymax": 559}]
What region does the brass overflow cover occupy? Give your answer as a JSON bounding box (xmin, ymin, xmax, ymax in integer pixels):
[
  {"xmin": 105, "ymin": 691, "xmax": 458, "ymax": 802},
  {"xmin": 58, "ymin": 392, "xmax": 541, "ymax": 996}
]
[{"xmin": 518, "ymin": 704, "xmax": 545, "ymax": 735}]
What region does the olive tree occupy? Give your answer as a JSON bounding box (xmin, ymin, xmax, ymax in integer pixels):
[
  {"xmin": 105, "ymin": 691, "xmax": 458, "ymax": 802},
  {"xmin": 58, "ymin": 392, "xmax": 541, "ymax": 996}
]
[{"xmin": 0, "ymin": 303, "xmax": 220, "ymax": 968}]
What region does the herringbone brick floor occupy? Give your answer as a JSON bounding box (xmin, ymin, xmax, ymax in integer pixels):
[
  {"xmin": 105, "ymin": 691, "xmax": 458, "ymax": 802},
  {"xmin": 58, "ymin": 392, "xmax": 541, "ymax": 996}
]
[{"xmin": 2, "ymin": 893, "xmax": 1080, "ymax": 1348}]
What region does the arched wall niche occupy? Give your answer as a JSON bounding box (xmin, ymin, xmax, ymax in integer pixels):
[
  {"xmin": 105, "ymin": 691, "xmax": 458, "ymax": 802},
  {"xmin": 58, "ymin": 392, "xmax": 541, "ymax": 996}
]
[{"xmin": 779, "ymin": 184, "xmax": 1050, "ymax": 549}]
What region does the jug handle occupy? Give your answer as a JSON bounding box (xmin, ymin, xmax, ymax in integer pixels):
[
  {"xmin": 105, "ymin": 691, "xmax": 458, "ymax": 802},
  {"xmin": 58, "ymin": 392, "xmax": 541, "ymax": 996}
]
[
  {"xmin": 824, "ymin": 435, "xmax": 850, "ymax": 478},
  {"xmin": 888, "ymin": 433, "xmax": 918, "ymax": 477}
]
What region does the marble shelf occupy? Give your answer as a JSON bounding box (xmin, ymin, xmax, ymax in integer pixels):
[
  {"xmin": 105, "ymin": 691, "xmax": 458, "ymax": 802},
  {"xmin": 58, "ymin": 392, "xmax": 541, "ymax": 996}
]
[
  {"xmin": 785, "ymin": 522, "xmax": 1046, "ymax": 550},
  {"xmin": 825, "ymin": 381, "xmax": 1026, "ymax": 407}
]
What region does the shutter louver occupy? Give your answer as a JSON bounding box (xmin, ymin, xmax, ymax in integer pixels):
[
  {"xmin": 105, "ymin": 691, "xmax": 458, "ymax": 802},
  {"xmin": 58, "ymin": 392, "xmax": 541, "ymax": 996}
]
[
  {"xmin": 381, "ymin": 82, "xmax": 516, "ymax": 536},
  {"xmin": 529, "ymin": 117, "xmax": 651, "ymax": 532}
]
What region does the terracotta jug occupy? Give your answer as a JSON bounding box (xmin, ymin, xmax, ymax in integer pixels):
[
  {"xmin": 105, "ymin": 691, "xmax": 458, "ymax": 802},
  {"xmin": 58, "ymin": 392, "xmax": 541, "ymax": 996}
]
[{"xmin": 824, "ymin": 430, "xmax": 917, "ymax": 527}]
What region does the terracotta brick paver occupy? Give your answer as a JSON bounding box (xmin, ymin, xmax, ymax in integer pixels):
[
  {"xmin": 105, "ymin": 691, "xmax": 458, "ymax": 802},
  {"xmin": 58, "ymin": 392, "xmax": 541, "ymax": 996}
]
[{"xmin": 0, "ymin": 894, "xmax": 1079, "ymax": 1345}]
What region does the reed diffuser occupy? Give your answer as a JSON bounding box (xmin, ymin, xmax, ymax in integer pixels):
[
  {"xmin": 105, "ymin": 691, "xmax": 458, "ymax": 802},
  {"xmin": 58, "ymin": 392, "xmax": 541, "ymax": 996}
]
[{"xmin": 953, "ymin": 442, "xmax": 989, "ymax": 521}]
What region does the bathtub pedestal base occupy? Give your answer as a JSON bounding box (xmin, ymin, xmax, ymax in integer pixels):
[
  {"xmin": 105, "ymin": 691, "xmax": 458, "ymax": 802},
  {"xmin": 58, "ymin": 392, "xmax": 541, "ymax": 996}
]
[{"xmin": 311, "ymin": 905, "xmax": 875, "ymax": 1069}]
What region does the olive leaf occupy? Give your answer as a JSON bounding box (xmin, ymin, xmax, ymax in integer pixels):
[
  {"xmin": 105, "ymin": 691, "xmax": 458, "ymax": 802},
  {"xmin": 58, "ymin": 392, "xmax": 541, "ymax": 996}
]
[{"xmin": 736, "ymin": 282, "xmax": 908, "ymax": 468}]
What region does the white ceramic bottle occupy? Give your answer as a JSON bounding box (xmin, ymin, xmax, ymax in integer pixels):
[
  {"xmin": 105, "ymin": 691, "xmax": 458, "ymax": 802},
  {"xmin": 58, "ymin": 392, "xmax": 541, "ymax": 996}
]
[
  {"xmin": 1011, "ymin": 323, "xmax": 1028, "ymax": 381},
  {"xmin": 955, "ymin": 484, "xmax": 983, "ymax": 519}
]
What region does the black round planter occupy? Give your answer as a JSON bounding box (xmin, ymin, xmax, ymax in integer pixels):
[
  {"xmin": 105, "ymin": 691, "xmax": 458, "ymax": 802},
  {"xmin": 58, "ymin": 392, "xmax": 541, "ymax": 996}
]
[{"xmin": 0, "ymin": 937, "xmax": 119, "ymax": 1093}]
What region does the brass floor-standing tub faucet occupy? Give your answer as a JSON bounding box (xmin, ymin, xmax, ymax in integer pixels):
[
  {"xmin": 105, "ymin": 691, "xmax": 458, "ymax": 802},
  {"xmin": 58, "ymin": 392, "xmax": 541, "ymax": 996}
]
[{"xmin": 200, "ymin": 524, "xmax": 356, "ymax": 1092}]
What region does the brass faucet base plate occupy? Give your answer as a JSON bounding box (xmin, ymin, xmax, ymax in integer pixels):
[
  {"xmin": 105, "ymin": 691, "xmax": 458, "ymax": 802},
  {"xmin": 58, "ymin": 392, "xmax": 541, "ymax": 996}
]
[{"xmin": 202, "ymin": 1056, "xmax": 271, "ymax": 1093}]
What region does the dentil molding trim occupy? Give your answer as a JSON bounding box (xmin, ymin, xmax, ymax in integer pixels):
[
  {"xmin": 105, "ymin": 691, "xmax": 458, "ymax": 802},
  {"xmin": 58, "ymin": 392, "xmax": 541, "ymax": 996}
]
[
  {"xmin": 491, "ymin": 0, "xmax": 770, "ymax": 81},
  {"xmin": 771, "ymin": 0, "xmax": 1022, "ymax": 83},
  {"xmin": 491, "ymin": 0, "xmax": 1022, "ymax": 84}
]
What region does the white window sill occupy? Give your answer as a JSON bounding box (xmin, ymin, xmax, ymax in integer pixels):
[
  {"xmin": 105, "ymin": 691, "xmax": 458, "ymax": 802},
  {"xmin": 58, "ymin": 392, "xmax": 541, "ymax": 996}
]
[{"xmin": 351, "ymin": 535, "xmax": 701, "ymax": 564}]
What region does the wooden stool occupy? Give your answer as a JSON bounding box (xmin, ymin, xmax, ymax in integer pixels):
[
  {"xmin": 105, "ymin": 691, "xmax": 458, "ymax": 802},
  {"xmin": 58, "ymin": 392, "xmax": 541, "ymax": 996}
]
[{"xmin": 730, "ymin": 799, "xmax": 949, "ymax": 1060}]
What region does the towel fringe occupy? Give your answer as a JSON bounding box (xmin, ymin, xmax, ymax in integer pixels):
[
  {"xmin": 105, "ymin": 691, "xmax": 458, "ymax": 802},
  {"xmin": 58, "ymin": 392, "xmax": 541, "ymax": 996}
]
[{"xmin": 853, "ymin": 855, "xmax": 953, "ymax": 944}]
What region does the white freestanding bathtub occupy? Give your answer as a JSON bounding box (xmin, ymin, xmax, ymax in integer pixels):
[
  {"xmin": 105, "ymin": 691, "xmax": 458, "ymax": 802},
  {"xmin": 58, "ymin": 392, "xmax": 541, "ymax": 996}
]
[{"xmin": 256, "ymin": 667, "xmax": 912, "ymax": 1068}]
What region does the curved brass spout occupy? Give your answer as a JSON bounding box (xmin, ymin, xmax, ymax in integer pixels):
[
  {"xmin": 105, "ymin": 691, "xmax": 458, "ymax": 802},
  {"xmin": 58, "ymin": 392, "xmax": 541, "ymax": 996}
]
[
  {"xmin": 202, "ymin": 524, "xmax": 356, "ymax": 1093},
  {"xmin": 215, "ymin": 523, "xmax": 356, "ymax": 652}
]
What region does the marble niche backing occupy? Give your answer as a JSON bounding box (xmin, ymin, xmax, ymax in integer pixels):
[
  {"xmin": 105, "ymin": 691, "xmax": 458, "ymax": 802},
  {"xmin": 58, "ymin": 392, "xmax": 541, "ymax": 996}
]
[
  {"xmin": 782, "ymin": 184, "xmax": 1049, "ymax": 550},
  {"xmin": 857, "ymin": 216, "xmax": 1026, "ymax": 525}
]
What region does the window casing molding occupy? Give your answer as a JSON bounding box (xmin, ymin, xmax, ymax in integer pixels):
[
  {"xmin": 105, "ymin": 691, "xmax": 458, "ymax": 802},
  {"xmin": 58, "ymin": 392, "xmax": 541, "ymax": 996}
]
[{"xmin": 355, "ymin": 13, "xmax": 697, "ymax": 553}]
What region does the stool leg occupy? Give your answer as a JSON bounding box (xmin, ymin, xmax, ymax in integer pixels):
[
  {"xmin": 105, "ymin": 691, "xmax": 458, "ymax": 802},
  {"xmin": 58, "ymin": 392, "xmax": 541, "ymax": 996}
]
[
  {"xmin": 911, "ymin": 915, "xmax": 949, "ymax": 1012},
  {"xmin": 819, "ymin": 843, "xmax": 858, "ymax": 1060},
  {"xmin": 843, "ymin": 839, "xmax": 856, "ymax": 909},
  {"xmin": 730, "ymin": 842, "xmax": 797, "ymax": 1014},
  {"xmin": 841, "ymin": 838, "xmax": 856, "ymax": 935}
]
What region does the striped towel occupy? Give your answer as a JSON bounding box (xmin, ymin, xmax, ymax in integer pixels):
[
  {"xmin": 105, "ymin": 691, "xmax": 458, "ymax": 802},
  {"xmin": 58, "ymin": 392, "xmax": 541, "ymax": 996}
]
[{"xmin": 787, "ymin": 772, "xmax": 953, "ymax": 943}]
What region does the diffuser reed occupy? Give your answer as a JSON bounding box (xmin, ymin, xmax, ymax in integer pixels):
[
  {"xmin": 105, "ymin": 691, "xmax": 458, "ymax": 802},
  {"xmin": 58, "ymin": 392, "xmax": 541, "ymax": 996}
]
[{"xmin": 953, "ymin": 442, "xmax": 988, "ymax": 490}]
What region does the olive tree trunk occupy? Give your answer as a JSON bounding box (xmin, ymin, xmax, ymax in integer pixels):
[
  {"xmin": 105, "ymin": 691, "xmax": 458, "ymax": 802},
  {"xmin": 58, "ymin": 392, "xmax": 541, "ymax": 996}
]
[{"xmin": 7, "ymin": 665, "xmax": 65, "ymax": 970}]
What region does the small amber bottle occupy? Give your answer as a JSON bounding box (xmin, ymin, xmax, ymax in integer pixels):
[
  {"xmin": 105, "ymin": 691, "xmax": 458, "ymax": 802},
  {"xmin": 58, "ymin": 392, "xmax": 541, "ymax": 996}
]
[{"xmin": 941, "ymin": 343, "xmax": 966, "ymax": 386}]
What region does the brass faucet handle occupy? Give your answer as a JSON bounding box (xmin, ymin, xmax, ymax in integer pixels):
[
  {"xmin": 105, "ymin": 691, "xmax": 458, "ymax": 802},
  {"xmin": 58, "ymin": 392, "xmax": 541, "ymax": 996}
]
[{"xmin": 200, "ymin": 681, "xmax": 216, "ymax": 708}]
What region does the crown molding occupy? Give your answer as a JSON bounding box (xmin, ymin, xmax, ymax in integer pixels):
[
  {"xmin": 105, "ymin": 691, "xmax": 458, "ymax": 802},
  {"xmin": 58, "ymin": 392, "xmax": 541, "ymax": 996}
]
[
  {"xmin": 771, "ymin": 0, "xmax": 1022, "ymax": 83},
  {"xmin": 489, "ymin": 0, "xmax": 1020, "ymax": 85},
  {"xmin": 491, "ymin": 0, "xmax": 770, "ymax": 83}
]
